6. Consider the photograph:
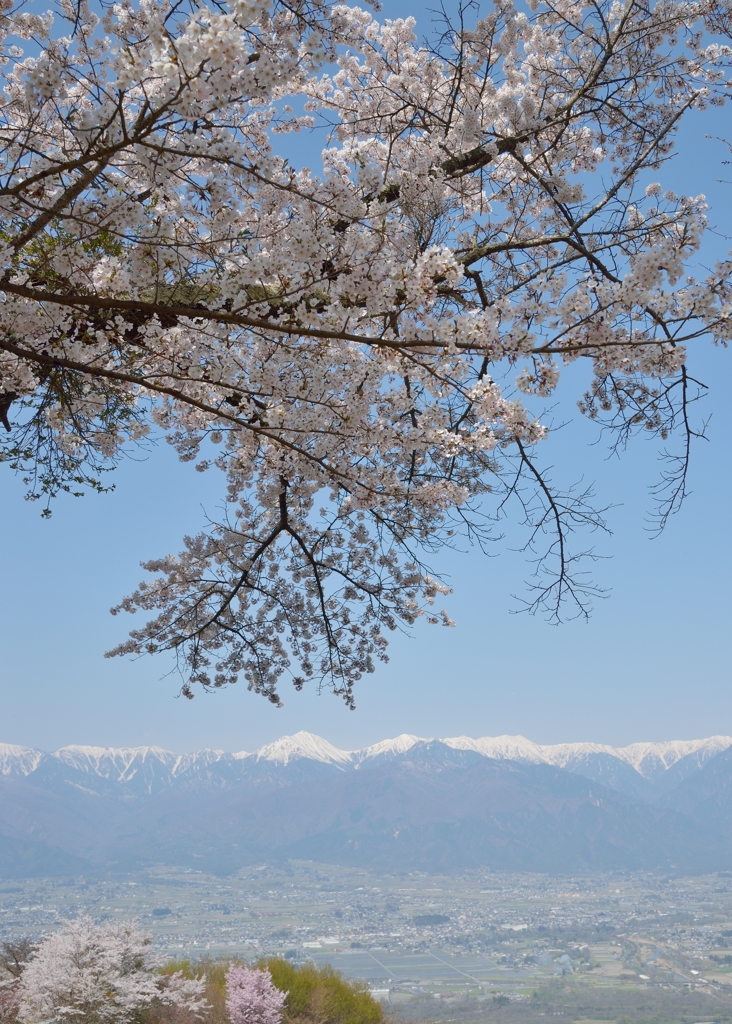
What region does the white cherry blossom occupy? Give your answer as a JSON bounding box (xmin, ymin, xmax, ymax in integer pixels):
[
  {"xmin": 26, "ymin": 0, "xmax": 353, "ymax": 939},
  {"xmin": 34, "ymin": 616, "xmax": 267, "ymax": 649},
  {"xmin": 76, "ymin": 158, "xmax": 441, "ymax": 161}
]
[
  {"xmin": 17, "ymin": 918, "xmax": 206, "ymax": 1024},
  {"xmin": 0, "ymin": 0, "xmax": 730, "ymax": 703}
]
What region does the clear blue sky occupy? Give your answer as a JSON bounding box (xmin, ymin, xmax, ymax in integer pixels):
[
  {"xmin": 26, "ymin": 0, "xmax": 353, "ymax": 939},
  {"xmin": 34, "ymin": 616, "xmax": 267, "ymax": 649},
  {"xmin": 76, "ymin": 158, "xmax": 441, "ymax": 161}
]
[{"xmin": 1, "ymin": 12, "xmax": 731, "ymax": 754}]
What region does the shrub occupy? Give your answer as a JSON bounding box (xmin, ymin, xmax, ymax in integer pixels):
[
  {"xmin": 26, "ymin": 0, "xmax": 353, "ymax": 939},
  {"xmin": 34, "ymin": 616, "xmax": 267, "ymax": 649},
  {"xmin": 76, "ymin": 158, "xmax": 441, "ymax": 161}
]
[{"xmin": 261, "ymin": 960, "xmax": 383, "ymax": 1024}]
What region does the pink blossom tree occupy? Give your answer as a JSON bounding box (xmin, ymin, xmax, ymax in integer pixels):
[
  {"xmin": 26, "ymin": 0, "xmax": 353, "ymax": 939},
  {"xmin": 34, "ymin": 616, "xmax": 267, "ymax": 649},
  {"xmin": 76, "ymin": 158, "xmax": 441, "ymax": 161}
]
[{"xmin": 226, "ymin": 966, "xmax": 286, "ymax": 1024}]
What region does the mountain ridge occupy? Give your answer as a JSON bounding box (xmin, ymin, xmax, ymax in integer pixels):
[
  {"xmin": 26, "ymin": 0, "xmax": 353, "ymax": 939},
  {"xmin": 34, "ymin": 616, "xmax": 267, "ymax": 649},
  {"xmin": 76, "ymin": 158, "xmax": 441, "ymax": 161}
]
[
  {"xmin": 3, "ymin": 732, "xmax": 732, "ymax": 877},
  {"xmin": 3, "ymin": 731, "xmax": 731, "ymax": 775}
]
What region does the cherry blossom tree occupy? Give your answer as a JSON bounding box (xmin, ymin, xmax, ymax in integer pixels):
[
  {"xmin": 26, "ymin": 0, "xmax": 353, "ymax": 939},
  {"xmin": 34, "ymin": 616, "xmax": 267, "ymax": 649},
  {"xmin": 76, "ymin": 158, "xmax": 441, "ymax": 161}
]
[
  {"xmin": 225, "ymin": 966, "xmax": 286, "ymax": 1024},
  {"xmin": 17, "ymin": 917, "xmax": 206, "ymax": 1024},
  {"xmin": 0, "ymin": 0, "xmax": 731, "ymax": 703}
]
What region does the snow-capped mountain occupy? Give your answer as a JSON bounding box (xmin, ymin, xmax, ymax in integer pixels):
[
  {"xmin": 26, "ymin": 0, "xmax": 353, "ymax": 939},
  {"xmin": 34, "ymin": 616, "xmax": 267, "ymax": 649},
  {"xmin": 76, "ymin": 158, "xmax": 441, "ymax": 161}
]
[
  {"xmin": 254, "ymin": 732, "xmax": 352, "ymax": 766},
  {"xmin": 356, "ymin": 734, "xmax": 423, "ymax": 761},
  {"xmin": 0, "ymin": 742, "xmax": 45, "ymax": 777},
  {"xmin": 3, "ymin": 731, "xmax": 732, "ymax": 878}
]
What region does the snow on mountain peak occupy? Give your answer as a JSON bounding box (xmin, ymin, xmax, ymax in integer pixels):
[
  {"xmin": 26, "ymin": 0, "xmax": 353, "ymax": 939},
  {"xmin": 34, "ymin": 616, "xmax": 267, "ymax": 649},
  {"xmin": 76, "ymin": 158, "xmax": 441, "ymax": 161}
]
[
  {"xmin": 53, "ymin": 745, "xmax": 178, "ymax": 781},
  {"xmin": 538, "ymin": 741, "xmax": 620, "ymax": 768},
  {"xmin": 616, "ymin": 736, "xmax": 732, "ymax": 776},
  {"xmin": 356, "ymin": 734, "xmax": 424, "ymax": 760},
  {"xmin": 0, "ymin": 742, "xmax": 44, "ymax": 776},
  {"xmin": 445, "ymin": 735, "xmax": 546, "ymax": 762},
  {"xmin": 254, "ymin": 731, "xmax": 352, "ymax": 766},
  {"xmin": 171, "ymin": 749, "xmax": 229, "ymax": 775}
]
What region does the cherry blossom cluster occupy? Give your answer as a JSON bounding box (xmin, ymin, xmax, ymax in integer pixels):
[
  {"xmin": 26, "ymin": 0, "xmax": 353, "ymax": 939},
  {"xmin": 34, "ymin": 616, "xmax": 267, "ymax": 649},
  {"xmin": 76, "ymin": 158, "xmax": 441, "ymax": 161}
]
[
  {"xmin": 225, "ymin": 966, "xmax": 285, "ymax": 1024},
  {"xmin": 16, "ymin": 918, "xmax": 206, "ymax": 1024},
  {"xmin": 0, "ymin": 0, "xmax": 730, "ymax": 700}
]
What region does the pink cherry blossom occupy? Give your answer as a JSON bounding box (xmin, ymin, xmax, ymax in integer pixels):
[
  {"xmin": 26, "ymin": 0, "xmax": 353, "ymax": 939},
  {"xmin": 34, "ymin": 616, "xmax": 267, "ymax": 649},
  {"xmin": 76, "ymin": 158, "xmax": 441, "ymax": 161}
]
[{"xmin": 225, "ymin": 967, "xmax": 286, "ymax": 1024}]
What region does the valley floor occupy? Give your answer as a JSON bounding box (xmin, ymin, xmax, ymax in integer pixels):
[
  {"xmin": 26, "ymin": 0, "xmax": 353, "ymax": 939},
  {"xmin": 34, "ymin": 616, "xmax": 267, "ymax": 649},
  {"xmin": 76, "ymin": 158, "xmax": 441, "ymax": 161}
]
[{"xmin": 4, "ymin": 865, "xmax": 732, "ymax": 1022}]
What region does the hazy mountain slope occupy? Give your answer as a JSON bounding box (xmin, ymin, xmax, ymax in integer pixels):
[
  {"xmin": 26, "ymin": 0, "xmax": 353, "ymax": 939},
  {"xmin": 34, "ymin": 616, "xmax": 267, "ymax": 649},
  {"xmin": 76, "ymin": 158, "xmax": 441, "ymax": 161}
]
[
  {"xmin": 0, "ymin": 832, "xmax": 90, "ymax": 878},
  {"xmin": 87, "ymin": 758, "xmax": 729, "ymax": 874},
  {"xmin": 663, "ymin": 745, "xmax": 732, "ymax": 828},
  {"xmin": 270, "ymin": 760, "xmax": 725, "ymax": 873},
  {"xmin": 0, "ymin": 775, "xmax": 128, "ymax": 860},
  {"xmin": 545, "ymin": 752, "xmax": 657, "ymax": 802},
  {"xmin": 651, "ymin": 738, "xmax": 732, "ymax": 793}
]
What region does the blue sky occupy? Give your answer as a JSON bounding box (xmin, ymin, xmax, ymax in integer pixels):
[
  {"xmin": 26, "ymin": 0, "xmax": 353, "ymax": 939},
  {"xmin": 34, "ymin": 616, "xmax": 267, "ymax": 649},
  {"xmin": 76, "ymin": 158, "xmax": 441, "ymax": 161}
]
[{"xmin": 1, "ymin": 10, "xmax": 731, "ymax": 754}]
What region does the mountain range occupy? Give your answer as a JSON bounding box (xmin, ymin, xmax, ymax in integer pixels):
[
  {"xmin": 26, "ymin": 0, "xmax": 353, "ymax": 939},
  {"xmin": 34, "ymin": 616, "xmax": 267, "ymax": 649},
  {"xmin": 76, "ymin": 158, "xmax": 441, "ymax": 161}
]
[{"xmin": 2, "ymin": 732, "xmax": 732, "ymax": 877}]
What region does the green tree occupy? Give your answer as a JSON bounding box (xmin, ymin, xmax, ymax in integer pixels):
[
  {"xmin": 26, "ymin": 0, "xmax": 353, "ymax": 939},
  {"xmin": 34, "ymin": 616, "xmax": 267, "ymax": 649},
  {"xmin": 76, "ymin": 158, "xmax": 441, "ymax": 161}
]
[{"xmin": 261, "ymin": 961, "xmax": 382, "ymax": 1024}]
